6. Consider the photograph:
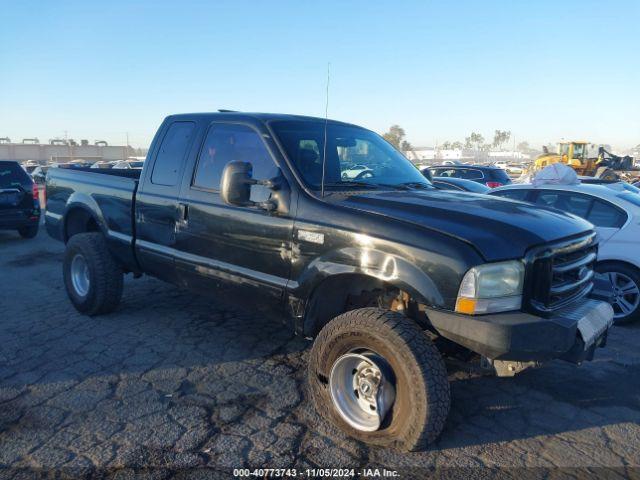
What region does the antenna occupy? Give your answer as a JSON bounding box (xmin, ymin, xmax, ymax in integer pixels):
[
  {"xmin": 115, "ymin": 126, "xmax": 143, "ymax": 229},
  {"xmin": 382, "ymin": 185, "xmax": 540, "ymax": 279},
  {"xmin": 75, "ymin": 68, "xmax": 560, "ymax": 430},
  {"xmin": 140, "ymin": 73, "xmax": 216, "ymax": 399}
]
[{"xmin": 321, "ymin": 62, "xmax": 330, "ymax": 198}]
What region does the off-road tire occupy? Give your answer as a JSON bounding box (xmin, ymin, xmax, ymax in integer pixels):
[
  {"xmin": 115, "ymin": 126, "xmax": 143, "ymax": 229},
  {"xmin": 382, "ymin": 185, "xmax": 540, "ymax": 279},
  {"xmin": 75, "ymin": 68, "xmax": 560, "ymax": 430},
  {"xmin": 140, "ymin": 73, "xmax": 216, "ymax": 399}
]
[
  {"xmin": 63, "ymin": 232, "xmax": 123, "ymax": 315},
  {"xmin": 308, "ymin": 308, "xmax": 450, "ymax": 451},
  {"xmin": 596, "ymin": 261, "xmax": 640, "ymax": 325},
  {"xmin": 17, "ymin": 225, "xmax": 38, "ymax": 239}
]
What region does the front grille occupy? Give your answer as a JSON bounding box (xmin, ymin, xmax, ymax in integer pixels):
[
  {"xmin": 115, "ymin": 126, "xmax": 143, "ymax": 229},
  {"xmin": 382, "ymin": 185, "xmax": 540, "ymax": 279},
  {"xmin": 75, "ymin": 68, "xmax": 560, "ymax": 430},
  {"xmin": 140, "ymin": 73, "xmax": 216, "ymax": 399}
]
[{"xmin": 527, "ymin": 233, "xmax": 598, "ymax": 314}]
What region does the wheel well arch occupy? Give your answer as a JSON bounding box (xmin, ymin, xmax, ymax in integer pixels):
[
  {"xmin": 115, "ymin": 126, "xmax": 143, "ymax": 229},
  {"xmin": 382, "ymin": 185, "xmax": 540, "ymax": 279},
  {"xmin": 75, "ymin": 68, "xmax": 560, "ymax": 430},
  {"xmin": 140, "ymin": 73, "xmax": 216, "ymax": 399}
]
[
  {"xmin": 596, "ymin": 259, "xmax": 640, "ymax": 276},
  {"xmin": 302, "ymin": 273, "xmax": 389, "ymax": 337},
  {"xmin": 64, "ymin": 207, "xmax": 101, "ymax": 242},
  {"xmin": 301, "ymin": 273, "xmax": 426, "ymax": 337}
]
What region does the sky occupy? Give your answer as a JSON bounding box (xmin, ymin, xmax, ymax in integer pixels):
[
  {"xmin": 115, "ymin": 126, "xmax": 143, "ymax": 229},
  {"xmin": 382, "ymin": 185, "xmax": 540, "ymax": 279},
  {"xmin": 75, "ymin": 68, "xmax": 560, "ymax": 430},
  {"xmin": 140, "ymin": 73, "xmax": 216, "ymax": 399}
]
[{"xmin": 1, "ymin": 0, "xmax": 639, "ymax": 150}]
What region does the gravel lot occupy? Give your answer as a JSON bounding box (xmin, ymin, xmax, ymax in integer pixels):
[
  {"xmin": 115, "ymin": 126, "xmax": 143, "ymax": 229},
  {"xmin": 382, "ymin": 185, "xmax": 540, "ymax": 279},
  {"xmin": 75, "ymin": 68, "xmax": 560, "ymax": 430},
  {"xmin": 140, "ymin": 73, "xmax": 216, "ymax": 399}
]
[{"xmin": 1, "ymin": 229, "xmax": 639, "ymax": 478}]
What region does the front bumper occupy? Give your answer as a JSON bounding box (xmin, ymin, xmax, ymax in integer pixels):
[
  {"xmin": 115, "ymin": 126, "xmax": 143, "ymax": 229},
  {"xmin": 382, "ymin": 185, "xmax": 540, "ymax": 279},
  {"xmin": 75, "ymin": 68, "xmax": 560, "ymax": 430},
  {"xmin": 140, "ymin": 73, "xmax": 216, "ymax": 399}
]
[{"xmin": 426, "ymin": 298, "xmax": 613, "ymax": 363}]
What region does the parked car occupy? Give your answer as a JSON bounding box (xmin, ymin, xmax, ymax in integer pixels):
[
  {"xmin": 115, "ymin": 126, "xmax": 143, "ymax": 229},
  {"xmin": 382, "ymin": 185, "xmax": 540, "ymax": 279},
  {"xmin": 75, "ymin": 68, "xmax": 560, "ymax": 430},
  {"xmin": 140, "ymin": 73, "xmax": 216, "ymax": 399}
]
[
  {"xmin": 45, "ymin": 112, "xmax": 613, "ymax": 450},
  {"xmin": 493, "ymin": 160, "xmax": 508, "ymax": 169},
  {"xmin": 0, "ymin": 160, "xmax": 40, "ymax": 238},
  {"xmin": 428, "ymin": 165, "xmax": 512, "ymax": 188},
  {"xmin": 491, "ymin": 182, "xmax": 640, "ymax": 324},
  {"xmin": 341, "ymin": 164, "xmax": 374, "ymax": 179},
  {"xmin": 21, "ymin": 160, "xmax": 40, "ymax": 174},
  {"xmin": 111, "ymin": 160, "xmax": 144, "ymax": 169},
  {"xmin": 429, "ymin": 176, "xmax": 491, "ymax": 193},
  {"xmin": 90, "ymin": 161, "xmax": 115, "ymax": 169},
  {"xmin": 30, "ymin": 166, "xmax": 50, "ymax": 184},
  {"xmin": 505, "ymin": 164, "xmax": 524, "ymax": 175}
]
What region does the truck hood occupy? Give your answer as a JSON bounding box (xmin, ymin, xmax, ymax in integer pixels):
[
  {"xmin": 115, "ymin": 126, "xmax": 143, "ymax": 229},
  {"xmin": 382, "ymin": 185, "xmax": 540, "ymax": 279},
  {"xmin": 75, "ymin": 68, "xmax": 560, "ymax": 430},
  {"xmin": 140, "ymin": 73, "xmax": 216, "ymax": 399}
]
[{"xmin": 336, "ymin": 190, "xmax": 594, "ymax": 261}]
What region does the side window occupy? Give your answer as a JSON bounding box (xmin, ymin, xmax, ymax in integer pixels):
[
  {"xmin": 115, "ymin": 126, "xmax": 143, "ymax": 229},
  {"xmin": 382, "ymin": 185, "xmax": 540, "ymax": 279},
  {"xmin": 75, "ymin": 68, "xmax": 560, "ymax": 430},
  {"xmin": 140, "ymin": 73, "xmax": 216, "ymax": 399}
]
[
  {"xmin": 587, "ymin": 200, "xmax": 626, "ymax": 228},
  {"xmin": 535, "ymin": 192, "xmax": 592, "ymax": 219},
  {"xmin": 535, "ymin": 192, "xmax": 560, "ymax": 207},
  {"xmin": 296, "ymin": 139, "xmax": 322, "ymax": 185},
  {"xmin": 151, "ymin": 122, "xmax": 195, "ymax": 186},
  {"xmin": 563, "ymin": 194, "xmax": 592, "ymax": 218},
  {"xmin": 493, "ymin": 189, "xmax": 530, "ymax": 201},
  {"xmin": 193, "ymin": 123, "xmax": 278, "ymax": 202},
  {"xmin": 458, "ymin": 169, "xmax": 483, "ymax": 180},
  {"xmin": 436, "ymin": 169, "xmax": 455, "ymax": 177}
]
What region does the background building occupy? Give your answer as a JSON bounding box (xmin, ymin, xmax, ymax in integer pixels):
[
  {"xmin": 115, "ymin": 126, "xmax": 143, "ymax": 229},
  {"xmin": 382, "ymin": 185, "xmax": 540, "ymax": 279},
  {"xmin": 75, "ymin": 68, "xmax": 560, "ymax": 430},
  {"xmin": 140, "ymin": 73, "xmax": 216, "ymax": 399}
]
[{"xmin": 0, "ymin": 137, "xmax": 145, "ymax": 164}]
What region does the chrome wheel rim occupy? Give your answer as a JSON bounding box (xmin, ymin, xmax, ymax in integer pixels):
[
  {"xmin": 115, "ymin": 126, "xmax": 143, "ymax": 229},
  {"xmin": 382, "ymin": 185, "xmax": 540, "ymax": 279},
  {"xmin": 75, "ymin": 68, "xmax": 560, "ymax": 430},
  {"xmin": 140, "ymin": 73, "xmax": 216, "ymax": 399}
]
[
  {"xmin": 329, "ymin": 351, "xmax": 396, "ymax": 432},
  {"xmin": 70, "ymin": 254, "xmax": 90, "ymax": 297},
  {"xmin": 605, "ymin": 271, "xmax": 640, "ymax": 319}
]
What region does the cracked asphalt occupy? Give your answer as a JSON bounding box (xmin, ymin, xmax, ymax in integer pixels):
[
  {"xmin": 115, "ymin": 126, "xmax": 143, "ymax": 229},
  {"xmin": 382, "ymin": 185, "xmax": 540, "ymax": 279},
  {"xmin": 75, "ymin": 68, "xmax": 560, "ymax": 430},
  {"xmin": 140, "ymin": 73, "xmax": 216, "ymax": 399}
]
[{"xmin": 1, "ymin": 229, "xmax": 639, "ymax": 478}]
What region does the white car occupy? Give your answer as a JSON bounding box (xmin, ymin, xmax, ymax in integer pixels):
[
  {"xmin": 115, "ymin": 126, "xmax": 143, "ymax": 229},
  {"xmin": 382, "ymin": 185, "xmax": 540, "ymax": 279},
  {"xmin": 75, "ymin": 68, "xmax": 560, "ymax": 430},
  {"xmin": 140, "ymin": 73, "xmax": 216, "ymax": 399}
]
[
  {"xmin": 490, "ymin": 181, "xmax": 640, "ymax": 324},
  {"xmin": 505, "ymin": 164, "xmax": 524, "ymax": 175},
  {"xmin": 112, "ymin": 160, "xmax": 145, "ymax": 170},
  {"xmin": 493, "ymin": 161, "xmax": 508, "ymax": 170},
  {"xmin": 341, "ymin": 164, "xmax": 374, "ymax": 180}
]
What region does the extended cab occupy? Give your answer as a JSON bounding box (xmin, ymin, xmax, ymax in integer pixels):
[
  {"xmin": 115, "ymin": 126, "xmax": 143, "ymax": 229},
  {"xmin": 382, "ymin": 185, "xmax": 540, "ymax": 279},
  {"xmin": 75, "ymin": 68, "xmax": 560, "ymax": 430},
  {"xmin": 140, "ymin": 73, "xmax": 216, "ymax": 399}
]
[{"xmin": 46, "ymin": 113, "xmax": 613, "ymax": 450}]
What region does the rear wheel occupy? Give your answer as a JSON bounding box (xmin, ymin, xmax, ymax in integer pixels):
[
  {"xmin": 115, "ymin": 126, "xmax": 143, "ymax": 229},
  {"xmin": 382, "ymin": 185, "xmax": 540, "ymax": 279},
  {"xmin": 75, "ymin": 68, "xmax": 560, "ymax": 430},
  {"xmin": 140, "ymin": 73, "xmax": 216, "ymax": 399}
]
[
  {"xmin": 308, "ymin": 308, "xmax": 450, "ymax": 451},
  {"xmin": 596, "ymin": 262, "xmax": 640, "ymax": 324},
  {"xmin": 63, "ymin": 232, "xmax": 123, "ymax": 315},
  {"xmin": 17, "ymin": 225, "xmax": 38, "ymax": 239}
]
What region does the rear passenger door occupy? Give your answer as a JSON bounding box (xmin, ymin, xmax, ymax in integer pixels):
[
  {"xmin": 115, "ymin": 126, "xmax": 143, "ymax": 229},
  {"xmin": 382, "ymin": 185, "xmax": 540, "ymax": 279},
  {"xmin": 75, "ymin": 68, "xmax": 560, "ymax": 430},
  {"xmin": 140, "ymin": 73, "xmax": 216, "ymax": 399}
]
[{"xmin": 135, "ymin": 121, "xmax": 197, "ymax": 283}]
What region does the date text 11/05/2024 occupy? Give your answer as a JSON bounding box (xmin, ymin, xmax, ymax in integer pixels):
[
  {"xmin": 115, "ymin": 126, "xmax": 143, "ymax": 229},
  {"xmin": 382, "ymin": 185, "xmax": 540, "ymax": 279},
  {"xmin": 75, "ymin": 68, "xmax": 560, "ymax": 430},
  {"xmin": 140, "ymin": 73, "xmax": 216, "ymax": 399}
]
[{"xmin": 233, "ymin": 468, "xmax": 400, "ymax": 477}]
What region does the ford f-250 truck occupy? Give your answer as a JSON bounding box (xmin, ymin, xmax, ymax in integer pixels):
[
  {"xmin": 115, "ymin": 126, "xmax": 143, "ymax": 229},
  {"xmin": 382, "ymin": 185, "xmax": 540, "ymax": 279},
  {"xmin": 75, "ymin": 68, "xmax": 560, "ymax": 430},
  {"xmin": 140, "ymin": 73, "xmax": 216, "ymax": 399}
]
[{"xmin": 46, "ymin": 112, "xmax": 613, "ymax": 450}]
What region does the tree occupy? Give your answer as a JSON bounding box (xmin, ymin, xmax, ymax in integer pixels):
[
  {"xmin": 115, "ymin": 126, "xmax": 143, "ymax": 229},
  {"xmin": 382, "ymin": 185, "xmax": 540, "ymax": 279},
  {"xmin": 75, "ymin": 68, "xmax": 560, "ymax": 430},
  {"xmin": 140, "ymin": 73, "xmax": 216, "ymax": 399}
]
[
  {"xmin": 383, "ymin": 125, "xmax": 409, "ymax": 149},
  {"xmin": 400, "ymin": 140, "xmax": 413, "ymax": 151},
  {"xmin": 465, "ymin": 132, "xmax": 484, "ymax": 151},
  {"xmin": 517, "ymin": 141, "xmax": 530, "ymax": 152},
  {"xmin": 441, "ymin": 141, "xmax": 452, "ymax": 150},
  {"xmin": 492, "ymin": 130, "xmax": 511, "ymax": 149},
  {"xmin": 451, "ymin": 141, "xmax": 463, "ymax": 150}
]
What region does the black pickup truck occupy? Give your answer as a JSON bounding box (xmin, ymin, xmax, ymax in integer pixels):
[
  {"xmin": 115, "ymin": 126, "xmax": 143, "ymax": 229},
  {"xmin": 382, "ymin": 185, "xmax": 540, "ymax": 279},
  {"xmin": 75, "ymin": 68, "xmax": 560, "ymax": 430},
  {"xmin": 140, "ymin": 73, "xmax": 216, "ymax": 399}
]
[{"xmin": 46, "ymin": 112, "xmax": 613, "ymax": 450}]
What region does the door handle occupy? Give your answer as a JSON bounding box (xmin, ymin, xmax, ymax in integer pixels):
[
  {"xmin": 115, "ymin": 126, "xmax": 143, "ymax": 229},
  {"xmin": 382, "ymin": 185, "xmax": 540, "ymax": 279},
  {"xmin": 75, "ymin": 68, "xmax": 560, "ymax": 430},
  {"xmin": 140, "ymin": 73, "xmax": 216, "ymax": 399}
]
[{"xmin": 177, "ymin": 202, "xmax": 189, "ymax": 225}]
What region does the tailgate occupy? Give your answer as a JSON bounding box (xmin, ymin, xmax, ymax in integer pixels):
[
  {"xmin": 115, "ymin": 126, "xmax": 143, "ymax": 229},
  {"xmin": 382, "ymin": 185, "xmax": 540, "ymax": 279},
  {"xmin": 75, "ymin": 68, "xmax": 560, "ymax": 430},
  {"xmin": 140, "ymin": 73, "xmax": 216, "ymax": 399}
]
[{"xmin": 0, "ymin": 188, "xmax": 24, "ymax": 208}]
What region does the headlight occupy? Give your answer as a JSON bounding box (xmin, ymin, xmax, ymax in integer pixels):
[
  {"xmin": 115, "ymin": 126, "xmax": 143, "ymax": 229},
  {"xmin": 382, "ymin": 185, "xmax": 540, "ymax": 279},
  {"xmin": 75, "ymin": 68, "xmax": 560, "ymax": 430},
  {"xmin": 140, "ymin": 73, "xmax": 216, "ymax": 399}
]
[{"xmin": 455, "ymin": 260, "xmax": 524, "ymax": 314}]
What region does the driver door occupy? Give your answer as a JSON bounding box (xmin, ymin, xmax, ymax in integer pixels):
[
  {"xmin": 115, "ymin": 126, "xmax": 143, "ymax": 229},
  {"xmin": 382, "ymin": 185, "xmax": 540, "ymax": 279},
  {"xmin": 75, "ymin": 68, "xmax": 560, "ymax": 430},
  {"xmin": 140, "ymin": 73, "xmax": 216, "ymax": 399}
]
[{"xmin": 173, "ymin": 122, "xmax": 295, "ymax": 308}]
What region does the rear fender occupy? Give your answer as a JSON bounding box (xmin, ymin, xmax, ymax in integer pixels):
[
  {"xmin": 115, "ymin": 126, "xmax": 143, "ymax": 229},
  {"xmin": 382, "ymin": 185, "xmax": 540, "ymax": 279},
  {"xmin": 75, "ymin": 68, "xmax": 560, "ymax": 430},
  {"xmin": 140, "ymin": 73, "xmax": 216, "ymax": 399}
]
[{"xmin": 63, "ymin": 193, "xmax": 107, "ymax": 241}]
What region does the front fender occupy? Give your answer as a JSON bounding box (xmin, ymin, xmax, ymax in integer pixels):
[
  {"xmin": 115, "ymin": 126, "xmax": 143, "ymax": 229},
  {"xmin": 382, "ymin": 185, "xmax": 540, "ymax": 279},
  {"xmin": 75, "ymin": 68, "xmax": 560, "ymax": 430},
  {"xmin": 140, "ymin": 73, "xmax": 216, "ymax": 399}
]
[{"xmin": 290, "ymin": 246, "xmax": 445, "ymax": 307}]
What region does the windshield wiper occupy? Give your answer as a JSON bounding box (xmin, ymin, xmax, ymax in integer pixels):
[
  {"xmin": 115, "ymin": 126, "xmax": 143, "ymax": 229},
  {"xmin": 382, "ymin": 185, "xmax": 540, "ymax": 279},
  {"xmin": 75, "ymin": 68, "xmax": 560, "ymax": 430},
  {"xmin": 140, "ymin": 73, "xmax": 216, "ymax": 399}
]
[
  {"xmin": 323, "ymin": 181, "xmax": 382, "ymax": 188},
  {"xmin": 323, "ymin": 181, "xmax": 433, "ymax": 191},
  {"xmin": 371, "ymin": 182, "xmax": 433, "ymax": 191},
  {"xmin": 394, "ymin": 182, "xmax": 434, "ymax": 190}
]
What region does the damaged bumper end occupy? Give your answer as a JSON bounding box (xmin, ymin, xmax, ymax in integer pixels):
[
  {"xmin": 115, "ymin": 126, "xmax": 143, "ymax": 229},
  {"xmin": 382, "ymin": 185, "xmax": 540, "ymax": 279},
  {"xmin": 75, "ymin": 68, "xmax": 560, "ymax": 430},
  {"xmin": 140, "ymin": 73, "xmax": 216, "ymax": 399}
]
[{"xmin": 425, "ymin": 298, "xmax": 614, "ymax": 372}]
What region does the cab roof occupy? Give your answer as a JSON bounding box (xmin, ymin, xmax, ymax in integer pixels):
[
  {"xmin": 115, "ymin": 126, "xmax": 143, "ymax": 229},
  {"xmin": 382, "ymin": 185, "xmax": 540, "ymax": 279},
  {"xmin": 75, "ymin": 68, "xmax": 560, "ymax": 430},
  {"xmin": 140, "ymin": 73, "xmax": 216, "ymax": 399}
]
[{"xmin": 165, "ymin": 111, "xmax": 360, "ymax": 128}]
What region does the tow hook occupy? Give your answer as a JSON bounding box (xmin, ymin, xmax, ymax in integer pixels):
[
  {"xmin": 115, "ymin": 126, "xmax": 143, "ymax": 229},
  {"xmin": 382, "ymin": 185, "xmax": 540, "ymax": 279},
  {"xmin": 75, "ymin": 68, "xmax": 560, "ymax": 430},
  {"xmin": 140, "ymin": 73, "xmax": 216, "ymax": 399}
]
[{"xmin": 480, "ymin": 357, "xmax": 540, "ymax": 377}]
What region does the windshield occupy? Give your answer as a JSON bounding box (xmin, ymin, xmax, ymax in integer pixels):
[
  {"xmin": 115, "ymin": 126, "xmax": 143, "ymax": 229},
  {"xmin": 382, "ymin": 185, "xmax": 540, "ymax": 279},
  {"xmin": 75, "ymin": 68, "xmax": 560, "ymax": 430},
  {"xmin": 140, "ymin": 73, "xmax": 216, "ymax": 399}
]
[{"xmin": 270, "ymin": 121, "xmax": 431, "ymax": 190}]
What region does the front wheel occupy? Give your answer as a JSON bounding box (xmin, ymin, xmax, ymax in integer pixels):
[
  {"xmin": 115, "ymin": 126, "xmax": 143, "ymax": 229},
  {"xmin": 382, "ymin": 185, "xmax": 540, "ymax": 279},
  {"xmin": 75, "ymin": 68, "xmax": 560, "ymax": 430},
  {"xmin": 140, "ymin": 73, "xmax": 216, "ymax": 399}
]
[
  {"xmin": 308, "ymin": 308, "xmax": 450, "ymax": 451},
  {"xmin": 63, "ymin": 232, "xmax": 123, "ymax": 315},
  {"xmin": 596, "ymin": 262, "xmax": 640, "ymax": 324}
]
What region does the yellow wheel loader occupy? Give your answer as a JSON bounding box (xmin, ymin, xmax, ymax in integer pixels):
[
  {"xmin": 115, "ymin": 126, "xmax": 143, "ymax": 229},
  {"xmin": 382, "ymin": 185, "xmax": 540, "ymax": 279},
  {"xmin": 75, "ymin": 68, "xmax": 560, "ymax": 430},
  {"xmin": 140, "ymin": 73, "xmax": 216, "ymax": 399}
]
[{"xmin": 534, "ymin": 141, "xmax": 634, "ymax": 180}]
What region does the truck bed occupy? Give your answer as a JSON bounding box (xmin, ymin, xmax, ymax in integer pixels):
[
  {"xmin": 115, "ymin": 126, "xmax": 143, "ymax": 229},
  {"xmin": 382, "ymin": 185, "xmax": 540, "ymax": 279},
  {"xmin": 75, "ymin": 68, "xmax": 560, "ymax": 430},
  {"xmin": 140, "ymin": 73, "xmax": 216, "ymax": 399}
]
[{"xmin": 45, "ymin": 167, "xmax": 139, "ymax": 270}]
